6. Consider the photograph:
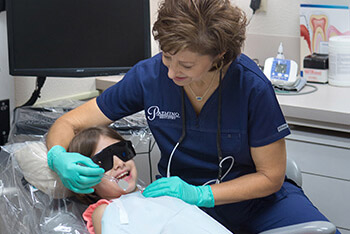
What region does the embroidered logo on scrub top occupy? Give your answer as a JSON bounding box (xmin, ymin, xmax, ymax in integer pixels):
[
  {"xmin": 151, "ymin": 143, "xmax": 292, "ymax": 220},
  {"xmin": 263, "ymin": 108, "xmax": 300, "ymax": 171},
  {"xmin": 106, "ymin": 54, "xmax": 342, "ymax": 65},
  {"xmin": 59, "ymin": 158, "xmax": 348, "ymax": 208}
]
[{"xmin": 147, "ymin": 106, "xmax": 180, "ymax": 121}]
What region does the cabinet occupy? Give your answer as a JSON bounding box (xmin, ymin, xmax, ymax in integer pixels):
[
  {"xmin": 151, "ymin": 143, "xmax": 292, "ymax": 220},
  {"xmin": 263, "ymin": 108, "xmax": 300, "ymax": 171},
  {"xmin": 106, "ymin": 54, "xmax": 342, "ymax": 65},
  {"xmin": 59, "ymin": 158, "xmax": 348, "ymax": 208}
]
[
  {"xmin": 285, "ymin": 125, "xmax": 350, "ymax": 233},
  {"xmin": 275, "ymin": 83, "xmax": 350, "ymax": 233}
]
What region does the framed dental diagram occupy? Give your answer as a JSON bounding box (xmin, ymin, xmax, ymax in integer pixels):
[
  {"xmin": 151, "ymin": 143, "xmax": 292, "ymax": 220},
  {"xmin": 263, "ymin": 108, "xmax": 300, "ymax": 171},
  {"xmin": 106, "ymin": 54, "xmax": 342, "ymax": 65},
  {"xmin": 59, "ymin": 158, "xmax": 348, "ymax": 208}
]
[{"xmin": 300, "ymin": 4, "xmax": 350, "ymax": 71}]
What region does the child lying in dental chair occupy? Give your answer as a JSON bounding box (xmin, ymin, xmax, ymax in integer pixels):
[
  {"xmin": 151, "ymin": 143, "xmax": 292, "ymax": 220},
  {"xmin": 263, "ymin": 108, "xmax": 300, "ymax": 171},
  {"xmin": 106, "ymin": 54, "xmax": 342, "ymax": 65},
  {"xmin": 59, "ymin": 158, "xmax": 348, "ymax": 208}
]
[{"xmin": 67, "ymin": 126, "xmax": 232, "ymax": 234}]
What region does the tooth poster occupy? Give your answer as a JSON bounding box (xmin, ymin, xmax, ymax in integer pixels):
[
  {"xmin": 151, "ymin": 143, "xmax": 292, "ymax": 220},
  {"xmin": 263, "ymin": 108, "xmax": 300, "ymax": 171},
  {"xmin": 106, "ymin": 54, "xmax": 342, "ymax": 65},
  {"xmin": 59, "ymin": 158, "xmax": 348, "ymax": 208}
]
[{"xmin": 300, "ymin": 4, "xmax": 350, "ymax": 70}]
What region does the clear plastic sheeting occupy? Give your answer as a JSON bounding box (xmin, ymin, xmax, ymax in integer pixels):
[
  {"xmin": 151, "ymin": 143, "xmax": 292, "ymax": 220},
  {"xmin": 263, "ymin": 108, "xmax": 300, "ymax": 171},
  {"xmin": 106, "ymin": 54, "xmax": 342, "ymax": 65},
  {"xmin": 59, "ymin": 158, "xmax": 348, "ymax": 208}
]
[
  {"xmin": 0, "ymin": 140, "xmax": 153, "ymax": 234},
  {"xmin": 3, "ymin": 141, "xmax": 72, "ymax": 199},
  {"xmin": 110, "ymin": 111, "xmax": 152, "ymax": 144},
  {"xmin": 0, "ymin": 144, "xmax": 89, "ymax": 234},
  {"xmin": 8, "ymin": 99, "xmax": 86, "ymax": 144},
  {"xmin": 8, "ymin": 99, "xmax": 151, "ymax": 145},
  {"xmin": 0, "ymin": 99, "xmax": 156, "ymax": 233}
]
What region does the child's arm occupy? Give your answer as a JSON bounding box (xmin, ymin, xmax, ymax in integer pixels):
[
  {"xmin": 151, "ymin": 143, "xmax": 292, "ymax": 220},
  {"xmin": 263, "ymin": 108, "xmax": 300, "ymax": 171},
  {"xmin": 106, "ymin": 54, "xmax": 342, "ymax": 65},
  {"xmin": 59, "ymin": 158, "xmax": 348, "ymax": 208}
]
[
  {"xmin": 83, "ymin": 199, "xmax": 110, "ymax": 234},
  {"xmin": 91, "ymin": 204, "xmax": 108, "ymax": 234}
]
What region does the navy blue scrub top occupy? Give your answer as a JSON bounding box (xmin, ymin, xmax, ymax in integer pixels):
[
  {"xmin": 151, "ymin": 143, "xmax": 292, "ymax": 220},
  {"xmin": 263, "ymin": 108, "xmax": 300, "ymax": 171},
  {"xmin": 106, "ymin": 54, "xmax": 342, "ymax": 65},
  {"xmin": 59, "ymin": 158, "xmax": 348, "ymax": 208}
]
[{"xmin": 96, "ymin": 53, "xmax": 290, "ymax": 186}]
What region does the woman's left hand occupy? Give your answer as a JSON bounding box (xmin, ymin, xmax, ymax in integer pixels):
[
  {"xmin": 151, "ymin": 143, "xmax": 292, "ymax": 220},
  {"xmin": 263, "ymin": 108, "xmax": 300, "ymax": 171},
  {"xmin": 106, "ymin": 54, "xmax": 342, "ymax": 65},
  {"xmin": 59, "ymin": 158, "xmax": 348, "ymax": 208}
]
[{"xmin": 142, "ymin": 176, "xmax": 215, "ymax": 208}]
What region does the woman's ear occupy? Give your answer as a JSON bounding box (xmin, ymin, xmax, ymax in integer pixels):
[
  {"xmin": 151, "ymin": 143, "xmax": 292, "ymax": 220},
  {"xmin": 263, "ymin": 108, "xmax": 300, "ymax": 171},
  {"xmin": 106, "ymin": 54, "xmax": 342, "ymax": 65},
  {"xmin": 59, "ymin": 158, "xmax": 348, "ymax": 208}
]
[
  {"xmin": 218, "ymin": 51, "xmax": 226, "ymax": 59},
  {"xmin": 213, "ymin": 52, "xmax": 226, "ymax": 65}
]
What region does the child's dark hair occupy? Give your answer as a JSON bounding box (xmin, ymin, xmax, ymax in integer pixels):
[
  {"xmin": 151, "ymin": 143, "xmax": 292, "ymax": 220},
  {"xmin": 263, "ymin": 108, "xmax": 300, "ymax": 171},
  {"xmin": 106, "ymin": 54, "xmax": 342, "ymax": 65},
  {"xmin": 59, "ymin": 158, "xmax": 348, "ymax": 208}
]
[{"xmin": 67, "ymin": 125, "xmax": 124, "ymax": 205}]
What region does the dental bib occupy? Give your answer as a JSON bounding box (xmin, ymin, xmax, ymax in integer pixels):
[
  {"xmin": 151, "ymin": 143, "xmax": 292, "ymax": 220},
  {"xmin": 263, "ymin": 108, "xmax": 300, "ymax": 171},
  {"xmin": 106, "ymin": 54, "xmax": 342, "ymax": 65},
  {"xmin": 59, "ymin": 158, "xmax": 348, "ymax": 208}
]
[{"xmin": 101, "ymin": 191, "xmax": 231, "ymax": 234}]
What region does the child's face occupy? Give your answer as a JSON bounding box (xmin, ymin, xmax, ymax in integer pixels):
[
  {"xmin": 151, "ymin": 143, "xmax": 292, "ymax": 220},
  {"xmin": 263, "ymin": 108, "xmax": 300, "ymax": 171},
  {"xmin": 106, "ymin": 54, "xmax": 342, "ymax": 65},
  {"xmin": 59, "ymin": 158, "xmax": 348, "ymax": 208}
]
[{"xmin": 92, "ymin": 135, "xmax": 138, "ymax": 199}]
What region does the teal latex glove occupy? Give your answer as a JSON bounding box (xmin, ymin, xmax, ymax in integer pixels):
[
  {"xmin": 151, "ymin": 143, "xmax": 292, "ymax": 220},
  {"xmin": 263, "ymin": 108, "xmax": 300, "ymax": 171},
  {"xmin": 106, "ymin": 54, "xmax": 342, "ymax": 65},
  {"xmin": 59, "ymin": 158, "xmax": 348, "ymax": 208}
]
[
  {"xmin": 142, "ymin": 176, "xmax": 215, "ymax": 208},
  {"xmin": 47, "ymin": 145, "xmax": 105, "ymax": 194}
]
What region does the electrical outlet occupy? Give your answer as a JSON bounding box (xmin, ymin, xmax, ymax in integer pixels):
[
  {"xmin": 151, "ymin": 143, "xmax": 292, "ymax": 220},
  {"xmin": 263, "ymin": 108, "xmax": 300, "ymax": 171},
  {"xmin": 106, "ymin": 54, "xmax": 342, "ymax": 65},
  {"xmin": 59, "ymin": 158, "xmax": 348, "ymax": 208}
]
[
  {"xmin": 256, "ymin": 0, "xmax": 267, "ymax": 13},
  {"xmin": 0, "ymin": 99, "xmax": 10, "ymax": 146}
]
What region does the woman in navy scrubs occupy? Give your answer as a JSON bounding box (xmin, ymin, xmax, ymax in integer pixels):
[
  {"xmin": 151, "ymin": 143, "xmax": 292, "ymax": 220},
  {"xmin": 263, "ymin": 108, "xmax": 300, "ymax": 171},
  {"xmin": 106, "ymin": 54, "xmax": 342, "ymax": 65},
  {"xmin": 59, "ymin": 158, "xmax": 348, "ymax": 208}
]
[{"xmin": 46, "ymin": 0, "xmax": 338, "ymax": 233}]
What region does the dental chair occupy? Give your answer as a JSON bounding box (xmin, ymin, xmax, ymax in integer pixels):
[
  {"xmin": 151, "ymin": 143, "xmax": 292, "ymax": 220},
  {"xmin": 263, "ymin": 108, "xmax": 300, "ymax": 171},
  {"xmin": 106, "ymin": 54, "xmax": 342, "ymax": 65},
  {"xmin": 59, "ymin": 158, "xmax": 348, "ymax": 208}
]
[
  {"xmin": 2, "ymin": 102, "xmax": 337, "ymax": 234},
  {"xmin": 256, "ymin": 157, "xmax": 336, "ymax": 234},
  {"xmin": 0, "ymin": 146, "xmax": 337, "ymax": 234}
]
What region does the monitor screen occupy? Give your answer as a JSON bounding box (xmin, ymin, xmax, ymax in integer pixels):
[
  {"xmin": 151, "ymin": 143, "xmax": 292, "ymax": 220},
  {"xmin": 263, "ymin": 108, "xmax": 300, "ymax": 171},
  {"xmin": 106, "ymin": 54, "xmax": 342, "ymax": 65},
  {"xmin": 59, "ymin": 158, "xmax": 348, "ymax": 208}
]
[{"xmin": 6, "ymin": 0, "xmax": 151, "ymax": 77}]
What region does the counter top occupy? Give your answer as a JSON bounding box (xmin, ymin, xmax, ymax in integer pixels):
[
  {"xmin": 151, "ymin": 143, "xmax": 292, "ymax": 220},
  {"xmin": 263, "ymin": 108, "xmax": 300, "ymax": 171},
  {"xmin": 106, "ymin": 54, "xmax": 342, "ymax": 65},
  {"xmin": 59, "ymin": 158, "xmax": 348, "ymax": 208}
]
[
  {"xmin": 276, "ymin": 84, "xmax": 350, "ymax": 133},
  {"xmin": 95, "ymin": 75, "xmax": 124, "ymax": 92},
  {"xmin": 96, "ymin": 76, "xmax": 350, "ymax": 133}
]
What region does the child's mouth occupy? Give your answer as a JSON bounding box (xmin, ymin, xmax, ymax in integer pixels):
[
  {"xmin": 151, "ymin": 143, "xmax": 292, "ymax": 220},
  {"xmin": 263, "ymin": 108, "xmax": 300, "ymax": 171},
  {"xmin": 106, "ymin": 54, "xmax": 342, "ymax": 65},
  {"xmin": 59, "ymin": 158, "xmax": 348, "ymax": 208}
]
[{"xmin": 116, "ymin": 171, "xmax": 129, "ymax": 180}]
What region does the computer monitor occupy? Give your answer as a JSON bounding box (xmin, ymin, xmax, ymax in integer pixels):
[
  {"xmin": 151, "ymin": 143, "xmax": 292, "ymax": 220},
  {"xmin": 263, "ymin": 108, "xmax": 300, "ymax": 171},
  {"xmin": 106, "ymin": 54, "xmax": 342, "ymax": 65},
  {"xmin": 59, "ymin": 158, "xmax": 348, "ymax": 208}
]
[{"xmin": 6, "ymin": 0, "xmax": 151, "ymax": 77}]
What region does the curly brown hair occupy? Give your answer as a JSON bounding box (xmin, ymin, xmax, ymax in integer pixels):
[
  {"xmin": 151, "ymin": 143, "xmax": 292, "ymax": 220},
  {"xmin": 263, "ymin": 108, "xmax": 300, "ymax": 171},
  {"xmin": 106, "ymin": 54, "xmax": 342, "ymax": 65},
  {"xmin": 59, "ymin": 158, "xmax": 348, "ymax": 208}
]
[{"xmin": 153, "ymin": 0, "xmax": 247, "ymax": 68}]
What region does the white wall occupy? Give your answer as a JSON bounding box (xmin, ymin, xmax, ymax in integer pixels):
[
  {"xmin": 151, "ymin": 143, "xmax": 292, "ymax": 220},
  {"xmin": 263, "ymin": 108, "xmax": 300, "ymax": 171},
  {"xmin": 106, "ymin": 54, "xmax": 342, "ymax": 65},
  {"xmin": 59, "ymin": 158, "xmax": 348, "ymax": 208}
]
[
  {"xmin": 235, "ymin": 0, "xmax": 300, "ymax": 37},
  {"xmin": 14, "ymin": 76, "xmax": 97, "ymax": 107},
  {"xmin": 151, "ymin": 0, "xmax": 302, "ymax": 65},
  {"xmin": 2, "ymin": 0, "xmax": 350, "ymax": 107},
  {"xmin": 0, "ymin": 12, "xmax": 14, "ymax": 117},
  {"xmin": 234, "ymin": 0, "xmax": 350, "ymax": 66},
  {"xmin": 150, "ymin": 0, "xmax": 160, "ymax": 56}
]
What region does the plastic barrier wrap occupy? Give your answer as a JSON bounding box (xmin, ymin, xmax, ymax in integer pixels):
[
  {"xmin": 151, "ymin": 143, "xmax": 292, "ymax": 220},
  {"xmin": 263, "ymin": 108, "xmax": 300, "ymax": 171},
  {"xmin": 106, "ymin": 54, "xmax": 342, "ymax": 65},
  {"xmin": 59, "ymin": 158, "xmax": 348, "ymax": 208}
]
[
  {"xmin": 8, "ymin": 99, "xmax": 152, "ymax": 145},
  {"xmin": 110, "ymin": 111, "xmax": 154, "ymax": 155},
  {"xmin": 1, "ymin": 99, "xmax": 156, "ymax": 233},
  {"xmin": 0, "ymin": 142, "xmax": 89, "ymax": 234},
  {"xmin": 0, "ymin": 134, "xmax": 153, "ymax": 233},
  {"xmin": 8, "ymin": 100, "xmax": 86, "ymax": 144}
]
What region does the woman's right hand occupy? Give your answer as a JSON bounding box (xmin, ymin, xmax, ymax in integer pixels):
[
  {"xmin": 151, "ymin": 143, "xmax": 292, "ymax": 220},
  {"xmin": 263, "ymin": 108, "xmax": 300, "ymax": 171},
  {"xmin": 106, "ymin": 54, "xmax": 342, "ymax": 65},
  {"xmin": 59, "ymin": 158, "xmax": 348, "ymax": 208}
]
[{"xmin": 47, "ymin": 145, "xmax": 105, "ymax": 194}]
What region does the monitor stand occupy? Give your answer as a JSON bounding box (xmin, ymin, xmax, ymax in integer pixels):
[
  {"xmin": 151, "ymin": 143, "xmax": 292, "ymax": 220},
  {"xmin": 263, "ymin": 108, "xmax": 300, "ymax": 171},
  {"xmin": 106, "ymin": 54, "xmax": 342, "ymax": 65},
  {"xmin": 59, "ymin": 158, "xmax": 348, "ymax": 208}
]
[{"xmin": 21, "ymin": 76, "xmax": 46, "ymax": 107}]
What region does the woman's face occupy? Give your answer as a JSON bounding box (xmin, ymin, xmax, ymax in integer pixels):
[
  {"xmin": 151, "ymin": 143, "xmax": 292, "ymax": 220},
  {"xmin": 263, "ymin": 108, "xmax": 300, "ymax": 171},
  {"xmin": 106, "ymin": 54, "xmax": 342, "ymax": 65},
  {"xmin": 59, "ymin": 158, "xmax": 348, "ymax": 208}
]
[
  {"xmin": 162, "ymin": 49, "xmax": 216, "ymax": 86},
  {"xmin": 92, "ymin": 135, "xmax": 138, "ymax": 200}
]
